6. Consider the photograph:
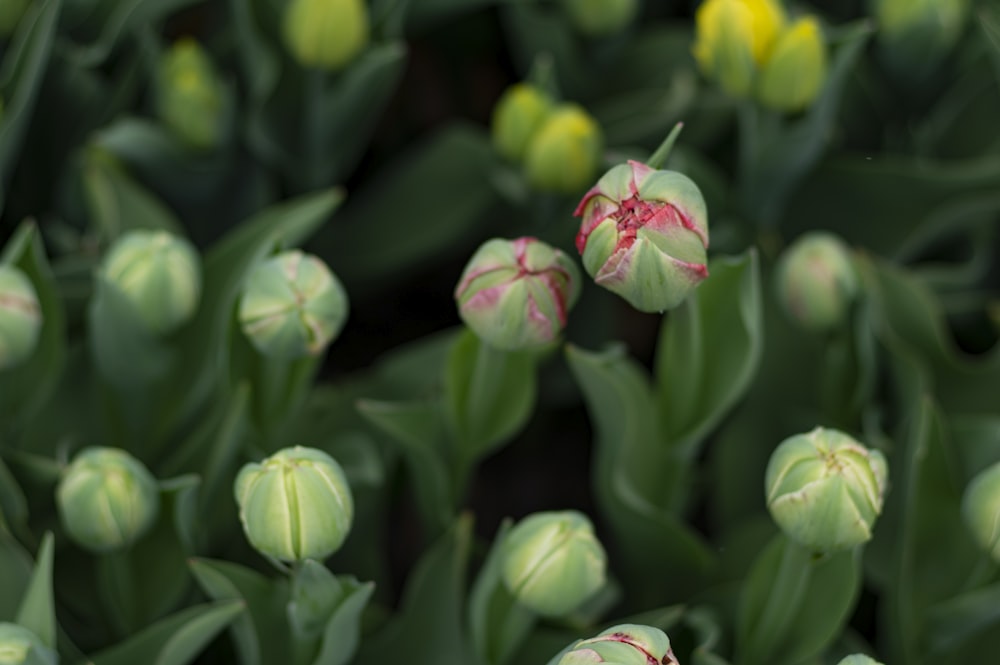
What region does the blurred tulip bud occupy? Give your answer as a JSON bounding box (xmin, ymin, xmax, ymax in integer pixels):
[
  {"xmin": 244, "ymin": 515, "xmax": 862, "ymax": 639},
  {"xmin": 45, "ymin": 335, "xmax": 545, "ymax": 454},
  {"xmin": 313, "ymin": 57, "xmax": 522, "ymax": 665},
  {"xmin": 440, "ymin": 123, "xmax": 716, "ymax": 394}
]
[
  {"xmin": 524, "ymin": 104, "xmax": 603, "ymax": 193},
  {"xmin": 101, "ymin": 229, "xmax": 201, "ymax": 336},
  {"xmin": 873, "ymin": 0, "xmax": 969, "ymax": 81},
  {"xmin": 756, "ymin": 16, "xmax": 827, "ymax": 112},
  {"xmin": 283, "ymin": 0, "xmax": 370, "ymax": 72},
  {"xmin": 501, "ymin": 510, "xmax": 607, "ymax": 617},
  {"xmin": 961, "ymin": 460, "xmax": 1000, "ymax": 563},
  {"xmin": 0, "ymin": 623, "xmax": 57, "ymax": 665},
  {"xmin": 574, "ymin": 159, "xmax": 709, "ymax": 313},
  {"xmin": 491, "ymin": 83, "xmax": 553, "ymax": 163},
  {"xmin": 56, "ymin": 447, "xmax": 160, "ymax": 553},
  {"xmin": 455, "ymin": 237, "xmax": 580, "ymax": 351},
  {"xmin": 561, "ymin": 0, "xmax": 639, "ymax": 37},
  {"xmin": 157, "ymin": 38, "xmax": 227, "ymax": 150},
  {"xmin": 234, "ymin": 446, "xmax": 354, "ymax": 562},
  {"xmin": 776, "ymin": 231, "xmax": 858, "ymax": 332},
  {"xmin": 558, "ymin": 624, "xmax": 678, "ymax": 665},
  {"xmin": 238, "ymin": 250, "xmax": 349, "ymax": 359},
  {"xmin": 766, "ymin": 427, "xmax": 888, "ymax": 552},
  {"xmin": 0, "ymin": 265, "xmax": 41, "ymax": 371},
  {"xmin": 692, "ymin": 0, "xmax": 786, "ymax": 97},
  {"xmin": 0, "ymin": 0, "xmax": 28, "ymax": 37},
  {"xmin": 837, "ymin": 656, "xmax": 885, "ymax": 665}
]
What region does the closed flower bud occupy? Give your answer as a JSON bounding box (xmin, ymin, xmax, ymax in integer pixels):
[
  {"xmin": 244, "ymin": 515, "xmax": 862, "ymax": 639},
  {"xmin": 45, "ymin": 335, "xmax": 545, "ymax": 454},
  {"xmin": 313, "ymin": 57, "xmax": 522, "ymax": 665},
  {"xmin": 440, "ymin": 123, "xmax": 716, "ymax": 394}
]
[
  {"xmin": 776, "ymin": 231, "xmax": 858, "ymax": 332},
  {"xmin": 837, "ymin": 656, "xmax": 885, "ymax": 665},
  {"xmin": 873, "ymin": 0, "xmax": 969, "ymax": 80},
  {"xmin": 524, "ymin": 104, "xmax": 603, "ymax": 194},
  {"xmin": 101, "ymin": 230, "xmax": 201, "ymax": 336},
  {"xmin": 283, "ymin": 0, "xmax": 370, "ymax": 72},
  {"xmin": 238, "ymin": 250, "xmax": 349, "ymax": 359},
  {"xmin": 501, "ymin": 510, "xmax": 607, "ymax": 617},
  {"xmin": 234, "ymin": 446, "xmax": 354, "ymax": 562},
  {"xmin": 156, "ymin": 38, "xmax": 227, "ymax": 150},
  {"xmin": 692, "ymin": 0, "xmax": 786, "ymax": 97},
  {"xmin": 765, "ymin": 427, "xmax": 888, "ymax": 552},
  {"xmin": 574, "ymin": 159, "xmax": 709, "ymax": 313},
  {"xmin": 0, "ymin": 623, "xmax": 57, "ymax": 665},
  {"xmin": 561, "ymin": 0, "xmax": 639, "ymax": 37},
  {"xmin": 559, "ymin": 624, "xmax": 678, "ymax": 665},
  {"xmin": 0, "ymin": 265, "xmax": 41, "ymax": 371},
  {"xmin": 0, "ymin": 0, "xmax": 28, "ymax": 37},
  {"xmin": 961, "ymin": 461, "xmax": 1000, "ymax": 563},
  {"xmin": 455, "ymin": 237, "xmax": 580, "ymax": 351},
  {"xmin": 756, "ymin": 17, "xmax": 827, "ymax": 112},
  {"xmin": 56, "ymin": 447, "xmax": 160, "ymax": 553},
  {"xmin": 491, "ymin": 84, "xmax": 553, "ymax": 163}
]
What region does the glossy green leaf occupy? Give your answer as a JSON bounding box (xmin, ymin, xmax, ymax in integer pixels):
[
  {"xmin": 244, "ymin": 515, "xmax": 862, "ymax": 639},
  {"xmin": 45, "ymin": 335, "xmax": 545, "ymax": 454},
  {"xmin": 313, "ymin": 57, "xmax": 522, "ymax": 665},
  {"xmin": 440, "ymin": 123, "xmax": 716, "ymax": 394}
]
[
  {"xmin": 308, "ymin": 576, "xmax": 375, "ymax": 665},
  {"xmin": 14, "ymin": 532, "xmax": 55, "ymax": 648},
  {"xmin": 926, "ymin": 581, "xmax": 1000, "ymax": 656},
  {"xmin": 0, "ymin": 520, "xmax": 32, "ymax": 619},
  {"xmin": 73, "ymin": 0, "xmax": 200, "ymax": 67},
  {"xmin": 686, "ymin": 606, "xmax": 732, "ymax": 665}
]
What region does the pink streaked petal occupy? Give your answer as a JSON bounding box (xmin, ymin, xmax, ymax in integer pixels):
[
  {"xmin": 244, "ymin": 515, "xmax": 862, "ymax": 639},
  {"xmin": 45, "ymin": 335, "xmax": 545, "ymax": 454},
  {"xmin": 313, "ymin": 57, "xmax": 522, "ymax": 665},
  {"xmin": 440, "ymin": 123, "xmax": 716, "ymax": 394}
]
[
  {"xmin": 626, "ymin": 160, "xmax": 656, "ymax": 194},
  {"xmin": 524, "ymin": 292, "xmax": 553, "ymax": 342},
  {"xmin": 573, "ymin": 182, "xmax": 611, "ymax": 217},
  {"xmin": 459, "ymin": 282, "xmax": 510, "ymax": 313},
  {"xmin": 575, "ymin": 196, "xmax": 619, "ymax": 254},
  {"xmin": 454, "ymin": 263, "xmax": 512, "ymax": 299}
]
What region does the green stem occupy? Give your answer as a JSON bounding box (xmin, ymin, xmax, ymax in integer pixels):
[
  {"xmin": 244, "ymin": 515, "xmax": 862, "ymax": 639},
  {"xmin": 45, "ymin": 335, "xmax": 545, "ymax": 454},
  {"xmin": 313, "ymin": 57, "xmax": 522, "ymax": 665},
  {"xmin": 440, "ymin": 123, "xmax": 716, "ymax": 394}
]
[
  {"xmin": 646, "ymin": 122, "xmax": 685, "ymax": 169},
  {"xmin": 744, "ymin": 536, "xmax": 813, "ymax": 665}
]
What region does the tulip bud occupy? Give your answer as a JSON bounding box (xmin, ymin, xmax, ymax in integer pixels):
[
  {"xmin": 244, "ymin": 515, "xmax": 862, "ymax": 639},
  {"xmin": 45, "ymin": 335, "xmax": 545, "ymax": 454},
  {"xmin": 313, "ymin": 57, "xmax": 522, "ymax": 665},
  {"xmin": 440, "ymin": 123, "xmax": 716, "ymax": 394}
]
[
  {"xmin": 283, "ymin": 0, "xmax": 370, "ymax": 72},
  {"xmin": 101, "ymin": 230, "xmax": 201, "ymax": 336},
  {"xmin": 561, "ymin": 0, "xmax": 639, "ymax": 37},
  {"xmin": 0, "ymin": 265, "xmax": 42, "ymax": 371},
  {"xmin": 56, "ymin": 447, "xmax": 160, "ymax": 553},
  {"xmin": 0, "ymin": 0, "xmax": 28, "ymax": 38},
  {"xmin": 756, "ymin": 17, "xmax": 828, "ymax": 112},
  {"xmin": 234, "ymin": 446, "xmax": 354, "ymax": 562},
  {"xmin": 524, "ymin": 104, "xmax": 603, "ymax": 194},
  {"xmin": 692, "ymin": 0, "xmax": 787, "ymax": 97},
  {"xmin": 491, "ymin": 84, "xmax": 553, "ymax": 163},
  {"xmin": 574, "ymin": 159, "xmax": 709, "ymax": 313},
  {"xmin": 776, "ymin": 231, "xmax": 858, "ymax": 332},
  {"xmin": 0, "ymin": 623, "xmax": 58, "ymax": 665},
  {"xmin": 156, "ymin": 38, "xmax": 227, "ymax": 150},
  {"xmin": 501, "ymin": 510, "xmax": 607, "ymax": 617},
  {"xmin": 454, "ymin": 237, "xmax": 580, "ymax": 351},
  {"xmin": 837, "ymin": 655, "xmax": 885, "ymax": 665},
  {"xmin": 961, "ymin": 461, "xmax": 1000, "ymax": 564},
  {"xmin": 873, "ymin": 0, "xmax": 969, "ymax": 80},
  {"xmin": 558, "ymin": 624, "xmax": 678, "ymax": 665},
  {"xmin": 765, "ymin": 427, "xmax": 888, "ymax": 552},
  {"xmin": 238, "ymin": 250, "xmax": 349, "ymax": 359}
]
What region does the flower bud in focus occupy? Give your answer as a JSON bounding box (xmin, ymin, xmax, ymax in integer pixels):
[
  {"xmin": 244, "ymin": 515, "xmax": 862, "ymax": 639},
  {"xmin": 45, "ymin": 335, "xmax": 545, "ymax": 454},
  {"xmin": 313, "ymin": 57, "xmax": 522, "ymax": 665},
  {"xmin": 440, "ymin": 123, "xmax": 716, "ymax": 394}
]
[
  {"xmin": 692, "ymin": 0, "xmax": 786, "ymax": 97},
  {"xmin": 524, "ymin": 104, "xmax": 603, "ymax": 194},
  {"xmin": 238, "ymin": 250, "xmax": 349, "ymax": 359},
  {"xmin": 491, "ymin": 83, "xmax": 553, "ymax": 163},
  {"xmin": 561, "ymin": 0, "xmax": 639, "ymax": 37},
  {"xmin": 101, "ymin": 229, "xmax": 201, "ymax": 336},
  {"xmin": 961, "ymin": 460, "xmax": 1000, "ymax": 564},
  {"xmin": 0, "ymin": 0, "xmax": 28, "ymax": 38},
  {"xmin": 873, "ymin": 0, "xmax": 969, "ymax": 81},
  {"xmin": 234, "ymin": 446, "xmax": 354, "ymax": 562},
  {"xmin": 455, "ymin": 237, "xmax": 580, "ymax": 351},
  {"xmin": 156, "ymin": 38, "xmax": 227, "ymax": 150},
  {"xmin": 574, "ymin": 159, "xmax": 709, "ymax": 313},
  {"xmin": 765, "ymin": 427, "xmax": 888, "ymax": 552},
  {"xmin": 0, "ymin": 265, "xmax": 41, "ymax": 371},
  {"xmin": 0, "ymin": 623, "xmax": 58, "ymax": 665},
  {"xmin": 501, "ymin": 510, "xmax": 607, "ymax": 617},
  {"xmin": 776, "ymin": 231, "xmax": 858, "ymax": 332},
  {"xmin": 56, "ymin": 447, "xmax": 160, "ymax": 553},
  {"xmin": 283, "ymin": 0, "xmax": 370, "ymax": 72},
  {"xmin": 837, "ymin": 656, "xmax": 885, "ymax": 665},
  {"xmin": 558, "ymin": 624, "xmax": 678, "ymax": 665},
  {"xmin": 756, "ymin": 17, "xmax": 827, "ymax": 112}
]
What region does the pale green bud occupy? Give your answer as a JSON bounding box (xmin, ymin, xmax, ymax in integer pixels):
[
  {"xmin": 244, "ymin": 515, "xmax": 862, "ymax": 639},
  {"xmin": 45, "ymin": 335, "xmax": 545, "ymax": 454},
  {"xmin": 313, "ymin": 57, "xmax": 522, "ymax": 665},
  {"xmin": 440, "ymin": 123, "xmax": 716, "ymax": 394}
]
[
  {"xmin": 0, "ymin": 623, "xmax": 57, "ymax": 665},
  {"xmin": 101, "ymin": 230, "xmax": 201, "ymax": 336},
  {"xmin": 961, "ymin": 461, "xmax": 1000, "ymax": 564},
  {"xmin": 238, "ymin": 250, "xmax": 349, "ymax": 359},
  {"xmin": 56, "ymin": 447, "xmax": 160, "ymax": 553},
  {"xmin": 765, "ymin": 427, "xmax": 888, "ymax": 552},
  {"xmin": 0, "ymin": 0, "xmax": 29, "ymax": 38},
  {"xmin": 561, "ymin": 0, "xmax": 639, "ymax": 37},
  {"xmin": 756, "ymin": 17, "xmax": 828, "ymax": 112},
  {"xmin": 234, "ymin": 446, "xmax": 354, "ymax": 562},
  {"xmin": 524, "ymin": 104, "xmax": 603, "ymax": 194},
  {"xmin": 454, "ymin": 237, "xmax": 580, "ymax": 351},
  {"xmin": 0, "ymin": 265, "xmax": 41, "ymax": 371},
  {"xmin": 873, "ymin": 0, "xmax": 969, "ymax": 80},
  {"xmin": 776, "ymin": 231, "xmax": 858, "ymax": 332},
  {"xmin": 837, "ymin": 655, "xmax": 885, "ymax": 665},
  {"xmin": 491, "ymin": 84, "xmax": 553, "ymax": 163},
  {"xmin": 558, "ymin": 624, "xmax": 677, "ymax": 665},
  {"xmin": 501, "ymin": 510, "xmax": 607, "ymax": 617},
  {"xmin": 283, "ymin": 0, "xmax": 370, "ymax": 72},
  {"xmin": 574, "ymin": 159, "xmax": 709, "ymax": 313},
  {"xmin": 692, "ymin": 0, "xmax": 787, "ymax": 97},
  {"xmin": 157, "ymin": 38, "xmax": 227, "ymax": 150}
]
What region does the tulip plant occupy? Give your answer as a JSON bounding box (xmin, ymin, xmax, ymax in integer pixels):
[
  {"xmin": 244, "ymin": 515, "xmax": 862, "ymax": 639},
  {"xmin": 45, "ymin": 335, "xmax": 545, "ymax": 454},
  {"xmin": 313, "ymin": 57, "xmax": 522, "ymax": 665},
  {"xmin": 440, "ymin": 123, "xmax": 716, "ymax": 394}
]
[{"xmin": 1, "ymin": 1, "xmax": 999, "ymax": 664}]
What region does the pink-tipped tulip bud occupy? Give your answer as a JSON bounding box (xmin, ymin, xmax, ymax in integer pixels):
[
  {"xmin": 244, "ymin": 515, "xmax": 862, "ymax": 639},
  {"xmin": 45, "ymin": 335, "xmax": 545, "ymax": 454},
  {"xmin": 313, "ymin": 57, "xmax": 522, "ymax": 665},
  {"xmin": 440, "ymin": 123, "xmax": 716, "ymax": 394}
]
[
  {"xmin": 455, "ymin": 237, "xmax": 580, "ymax": 351},
  {"xmin": 574, "ymin": 160, "xmax": 709, "ymax": 313},
  {"xmin": 556, "ymin": 624, "xmax": 678, "ymax": 664}
]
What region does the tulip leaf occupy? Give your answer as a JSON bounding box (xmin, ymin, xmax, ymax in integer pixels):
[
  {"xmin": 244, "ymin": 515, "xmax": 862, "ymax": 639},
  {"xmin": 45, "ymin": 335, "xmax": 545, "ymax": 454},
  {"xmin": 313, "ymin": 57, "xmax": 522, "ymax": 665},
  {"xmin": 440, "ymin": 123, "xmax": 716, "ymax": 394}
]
[
  {"xmin": 500, "ymin": 3, "xmax": 587, "ymax": 98},
  {"xmin": 0, "ymin": 520, "xmax": 32, "ymax": 620},
  {"xmin": 289, "ymin": 560, "xmax": 344, "ymax": 642},
  {"xmin": 308, "ymin": 577, "xmax": 375, "ymax": 665},
  {"xmin": 925, "ymin": 581, "xmax": 1000, "ymax": 656},
  {"xmin": 686, "ymin": 606, "xmax": 732, "ymax": 665},
  {"xmin": 73, "ymin": 0, "xmax": 200, "ymax": 68},
  {"xmin": 0, "ymin": 458, "xmax": 28, "ymax": 537},
  {"xmin": 14, "ymin": 531, "xmax": 55, "ymax": 648}
]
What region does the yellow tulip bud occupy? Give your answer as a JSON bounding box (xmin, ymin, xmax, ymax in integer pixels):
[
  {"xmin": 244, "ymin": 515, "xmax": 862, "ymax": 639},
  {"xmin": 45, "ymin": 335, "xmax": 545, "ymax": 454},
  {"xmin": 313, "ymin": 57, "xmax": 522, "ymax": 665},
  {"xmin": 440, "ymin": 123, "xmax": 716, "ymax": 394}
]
[
  {"xmin": 524, "ymin": 104, "xmax": 603, "ymax": 194},
  {"xmin": 491, "ymin": 84, "xmax": 553, "ymax": 163},
  {"xmin": 756, "ymin": 17, "xmax": 828, "ymax": 112},
  {"xmin": 692, "ymin": 0, "xmax": 786, "ymax": 97},
  {"xmin": 873, "ymin": 0, "xmax": 969, "ymax": 80},
  {"xmin": 283, "ymin": 0, "xmax": 370, "ymax": 72}
]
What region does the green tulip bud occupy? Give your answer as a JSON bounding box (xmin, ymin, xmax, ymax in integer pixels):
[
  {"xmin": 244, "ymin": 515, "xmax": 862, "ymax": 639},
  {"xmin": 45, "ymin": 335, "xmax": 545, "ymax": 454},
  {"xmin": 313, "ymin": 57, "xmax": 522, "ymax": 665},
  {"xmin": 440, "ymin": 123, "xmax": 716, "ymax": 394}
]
[
  {"xmin": 574, "ymin": 159, "xmax": 709, "ymax": 313},
  {"xmin": 837, "ymin": 655, "xmax": 885, "ymax": 665},
  {"xmin": 558, "ymin": 624, "xmax": 678, "ymax": 665},
  {"xmin": 283, "ymin": 0, "xmax": 370, "ymax": 72},
  {"xmin": 524, "ymin": 104, "xmax": 603, "ymax": 194},
  {"xmin": 501, "ymin": 510, "xmax": 607, "ymax": 617},
  {"xmin": 455, "ymin": 237, "xmax": 580, "ymax": 351},
  {"xmin": 692, "ymin": 0, "xmax": 787, "ymax": 97},
  {"xmin": 873, "ymin": 0, "xmax": 969, "ymax": 81},
  {"xmin": 961, "ymin": 460, "xmax": 1000, "ymax": 563},
  {"xmin": 491, "ymin": 83, "xmax": 553, "ymax": 163},
  {"xmin": 756, "ymin": 16, "xmax": 828, "ymax": 112},
  {"xmin": 56, "ymin": 447, "xmax": 160, "ymax": 553},
  {"xmin": 101, "ymin": 230, "xmax": 201, "ymax": 336},
  {"xmin": 238, "ymin": 250, "xmax": 349, "ymax": 360},
  {"xmin": 0, "ymin": 265, "xmax": 41, "ymax": 371},
  {"xmin": 0, "ymin": 0, "xmax": 29, "ymax": 38},
  {"xmin": 776, "ymin": 231, "xmax": 858, "ymax": 332},
  {"xmin": 156, "ymin": 38, "xmax": 227, "ymax": 150},
  {"xmin": 0, "ymin": 623, "xmax": 58, "ymax": 665},
  {"xmin": 234, "ymin": 446, "xmax": 354, "ymax": 562},
  {"xmin": 561, "ymin": 0, "xmax": 639, "ymax": 37},
  {"xmin": 765, "ymin": 427, "xmax": 888, "ymax": 552}
]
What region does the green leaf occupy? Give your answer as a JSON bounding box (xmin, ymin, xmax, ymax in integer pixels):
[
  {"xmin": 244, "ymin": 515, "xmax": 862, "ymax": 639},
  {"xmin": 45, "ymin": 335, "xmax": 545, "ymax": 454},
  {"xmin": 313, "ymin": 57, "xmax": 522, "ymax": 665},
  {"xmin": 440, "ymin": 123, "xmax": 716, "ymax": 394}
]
[
  {"xmin": 685, "ymin": 606, "xmax": 732, "ymax": 665},
  {"xmin": 308, "ymin": 577, "xmax": 375, "ymax": 665},
  {"xmin": 288, "ymin": 560, "xmax": 345, "ymax": 643},
  {"xmin": 14, "ymin": 532, "xmax": 55, "ymax": 648},
  {"xmin": 0, "ymin": 521, "xmax": 32, "ymax": 620},
  {"xmin": 926, "ymin": 581, "xmax": 1000, "ymax": 655},
  {"xmin": 72, "ymin": 0, "xmax": 201, "ymax": 67}
]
